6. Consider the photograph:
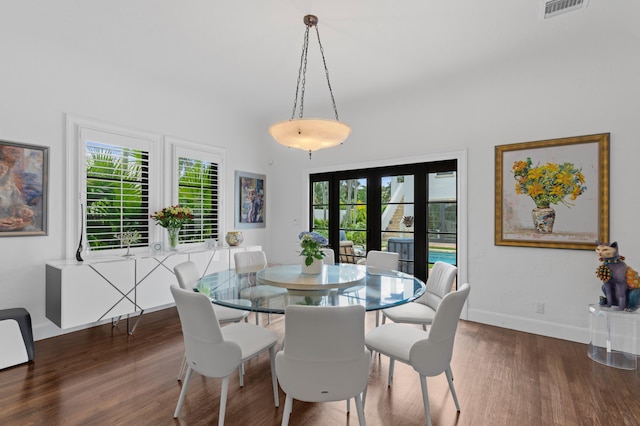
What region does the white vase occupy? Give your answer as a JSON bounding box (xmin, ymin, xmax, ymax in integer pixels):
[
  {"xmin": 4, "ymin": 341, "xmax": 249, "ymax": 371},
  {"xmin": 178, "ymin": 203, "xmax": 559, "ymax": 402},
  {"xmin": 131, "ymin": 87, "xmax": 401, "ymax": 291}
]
[{"xmin": 301, "ymin": 257, "xmax": 323, "ymax": 274}]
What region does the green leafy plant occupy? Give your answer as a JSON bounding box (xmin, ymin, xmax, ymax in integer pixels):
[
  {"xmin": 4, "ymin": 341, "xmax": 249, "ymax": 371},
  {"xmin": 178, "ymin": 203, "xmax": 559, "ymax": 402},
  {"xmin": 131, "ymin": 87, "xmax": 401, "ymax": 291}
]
[{"xmin": 298, "ymin": 231, "xmax": 327, "ymax": 266}]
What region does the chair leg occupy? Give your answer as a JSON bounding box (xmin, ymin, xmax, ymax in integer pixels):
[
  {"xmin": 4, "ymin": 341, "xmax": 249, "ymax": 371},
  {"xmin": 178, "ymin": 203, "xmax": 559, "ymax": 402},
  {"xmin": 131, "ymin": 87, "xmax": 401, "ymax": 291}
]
[
  {"xmin": 269, "ymin": 346, "xmax": 280, "ymax": 407},
  {"xmin": 422, "ymin": 324, "xmax": 427, "ymax": 331},
  {"xmin": 281, "ymin": 394, "xmax": 293, "ymax": 426},
  {"xmin": 381, "ymin": 313, "xmax": 386, "ymax": 325},
  {"xmin": 362, "ymin": 386, "xmax": 368, "ymax": 408},
  {"xmin": 174, "ymin": 366, "xmax": 193, "ymax": 418},
  {"xmin": 177, "ymin": 354, "xmax": 187, "ymax": 381},
  {"xmin": 445, "ymin": 366, "xmax": 461, "ymax": 412},
  {"xmin": 346, "ymin": 398, "xmax": 350, "ymax": 413},
  {"xmin": 419, "ymin": 374, "xmax": 432, "ymax": 426},
  {"xmin": 354, "ymin": 393, "xmax": 366, "ymax": 426},
  {"xmin": 375, "ymin": 311, "xmax": 379, "ymax": 327},
  {"xmin": 388, "ymin": 358, "xmax": 395, "ymax": 387},
  {"xmin": 218, "ymin": 376, "xmax": 230, "ymax": 426},
  {"xmin": 239, "ymin": 363, "xmax": 244, "ymax": 387}
]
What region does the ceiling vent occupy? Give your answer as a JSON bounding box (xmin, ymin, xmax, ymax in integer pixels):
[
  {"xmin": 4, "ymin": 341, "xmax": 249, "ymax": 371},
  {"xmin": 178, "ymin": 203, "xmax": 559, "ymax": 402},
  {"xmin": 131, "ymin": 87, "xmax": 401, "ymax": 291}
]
[{"xmin": 542, "ymin": 0, "xmax": 589, "ymax": 19}]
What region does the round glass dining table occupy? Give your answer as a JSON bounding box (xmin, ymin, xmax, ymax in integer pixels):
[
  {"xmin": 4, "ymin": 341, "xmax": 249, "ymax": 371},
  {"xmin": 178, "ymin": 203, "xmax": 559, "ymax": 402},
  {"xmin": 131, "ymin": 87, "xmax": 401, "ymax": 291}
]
[{"xmin": 194, "ymin": 264, "xmax": 426, "ymax": 314}]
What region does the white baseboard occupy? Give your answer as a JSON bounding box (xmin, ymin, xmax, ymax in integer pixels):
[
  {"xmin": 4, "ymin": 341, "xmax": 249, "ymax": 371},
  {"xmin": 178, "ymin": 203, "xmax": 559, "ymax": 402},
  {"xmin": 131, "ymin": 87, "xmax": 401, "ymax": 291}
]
[{"xmin": 468, "ymin": 308, "xmax": 589, "ymax": 344}]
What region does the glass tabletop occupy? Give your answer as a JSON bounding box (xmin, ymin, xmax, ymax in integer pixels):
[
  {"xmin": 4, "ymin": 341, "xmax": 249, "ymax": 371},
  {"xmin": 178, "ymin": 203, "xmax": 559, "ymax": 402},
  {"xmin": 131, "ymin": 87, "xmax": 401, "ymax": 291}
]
[{"xmin": 194, "ymin": 264, "xmax": 426, "ymax": 314}]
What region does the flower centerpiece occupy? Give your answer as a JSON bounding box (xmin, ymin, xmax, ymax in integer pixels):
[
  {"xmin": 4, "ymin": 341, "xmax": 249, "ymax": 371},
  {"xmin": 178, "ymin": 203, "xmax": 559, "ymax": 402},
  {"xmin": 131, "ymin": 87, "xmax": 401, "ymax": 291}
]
[
  {"xmin": 150, "ymin": 205, "xmax": 194, "ymax": 250},
  {"xmin": 298, "ymin": 231, "xmax": 327, "ymax": 274},
  {"xmin": 512, "ymin": 157, "xmax": 587, "ymax": 233}
]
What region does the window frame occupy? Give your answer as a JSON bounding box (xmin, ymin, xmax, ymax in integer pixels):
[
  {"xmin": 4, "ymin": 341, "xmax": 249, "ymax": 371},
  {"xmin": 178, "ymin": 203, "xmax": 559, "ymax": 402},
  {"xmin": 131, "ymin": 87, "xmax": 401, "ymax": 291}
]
[{"xmin": 165, "ymin": 136, "xmax": 226, "ymax": 246}]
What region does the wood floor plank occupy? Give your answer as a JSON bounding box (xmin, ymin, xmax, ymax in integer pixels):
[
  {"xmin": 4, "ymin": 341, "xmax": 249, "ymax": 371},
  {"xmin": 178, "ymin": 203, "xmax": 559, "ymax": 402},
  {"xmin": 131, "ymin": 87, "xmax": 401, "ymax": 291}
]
[{"xmin": 0, "ymin": 308, "xmax": 638, "ymax": 425}]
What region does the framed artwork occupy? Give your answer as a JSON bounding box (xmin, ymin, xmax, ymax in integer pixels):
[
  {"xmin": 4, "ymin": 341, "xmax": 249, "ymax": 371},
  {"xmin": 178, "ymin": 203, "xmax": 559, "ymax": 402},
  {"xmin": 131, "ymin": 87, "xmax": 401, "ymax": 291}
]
[
  {"xmin": 0, "ymin": 140, "xmax": 49, "ymax": 236},
  {"xmin": 234, "ymin": 170, "xmax": 265, "ymax": 228},
  {"xmin": 495, "ymin": 133, "xmax": 609, "ymax": 250}
]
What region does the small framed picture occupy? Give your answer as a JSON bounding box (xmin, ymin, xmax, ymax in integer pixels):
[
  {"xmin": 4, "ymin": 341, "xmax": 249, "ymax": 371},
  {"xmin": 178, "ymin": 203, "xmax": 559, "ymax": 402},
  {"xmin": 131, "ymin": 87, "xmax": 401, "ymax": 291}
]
[
  {"xmin": 0, "ymin": 140, "xmax": 48, "ymax": 237},
  {"xmin": 234, "ymin": 170, "xmax": 266, "ymax": 229}
]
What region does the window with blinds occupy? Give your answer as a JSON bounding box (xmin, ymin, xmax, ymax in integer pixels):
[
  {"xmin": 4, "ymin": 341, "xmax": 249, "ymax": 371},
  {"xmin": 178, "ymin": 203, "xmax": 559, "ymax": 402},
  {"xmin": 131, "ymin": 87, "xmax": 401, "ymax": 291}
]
[
  {"xmin": 85, "ymin": 140, "xmax": 150, "ymax": 250},
  {"xmin": 177, "ymin": 156, "xmax": 219, "ymax": 243}
]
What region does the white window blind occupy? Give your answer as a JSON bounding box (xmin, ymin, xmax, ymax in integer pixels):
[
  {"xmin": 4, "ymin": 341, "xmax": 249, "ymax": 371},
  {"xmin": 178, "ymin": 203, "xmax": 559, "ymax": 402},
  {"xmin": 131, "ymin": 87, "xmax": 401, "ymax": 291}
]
[
  {"xmin": 174, "ymin": 147, "xmax": 220, "ymax": 243},
  {"xmin": 82, "ymin": 129, "xmax": 152, "ymax": 252}
]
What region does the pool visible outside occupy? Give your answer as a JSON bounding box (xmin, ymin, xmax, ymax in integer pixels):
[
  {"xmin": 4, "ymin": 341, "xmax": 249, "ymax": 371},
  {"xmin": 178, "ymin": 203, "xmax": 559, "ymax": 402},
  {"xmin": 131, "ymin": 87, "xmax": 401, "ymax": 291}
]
[{"xmin": 429, "ymin": 250, "xmax": 456, "ymax": 264}]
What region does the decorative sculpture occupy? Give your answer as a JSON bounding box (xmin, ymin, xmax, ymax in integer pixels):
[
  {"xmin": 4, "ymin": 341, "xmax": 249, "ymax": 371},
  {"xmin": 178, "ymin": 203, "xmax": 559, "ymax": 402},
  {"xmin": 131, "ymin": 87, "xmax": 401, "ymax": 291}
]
[
  {"xmin": 75, "ymin": 203, "xmax": 84, "ymax": 262},
  {"xmin": 595, "ymin": 241, "xmax": 640, "ymax": 311}
]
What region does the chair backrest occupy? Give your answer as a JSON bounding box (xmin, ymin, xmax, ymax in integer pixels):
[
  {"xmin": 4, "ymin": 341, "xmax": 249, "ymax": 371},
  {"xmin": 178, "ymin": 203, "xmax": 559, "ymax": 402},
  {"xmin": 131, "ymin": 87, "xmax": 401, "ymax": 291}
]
[
  {"xmin": 366, "ymin": 250, "xmax": 399, "ymax": 271},
  {"xmin": 277, "ymin": 305, "xmax": 370, "ymax": 401},
  {"xmin": 234, "ymin": 250, "xmax": 268, "ymax": 274},
  {"xmin": 283, "ymin": 305, "xmax": 366, "ymax": 361},
  {"xmin": 321, "ymin": 248, "xmax": 335, "ymax": 265},
  {"xmin": 409, "ymin": 283, "xmax": 470, "ymax": 377},
  {"xmin": 338, "ymin": 241, "xmax": 357, "ymax": 264},
  {"xmin": 170, "ymin": 285, "xmax": 241, "ymax": 377},
  {"xmin": 416, "ymin": 261, "xmax": 458, "ymax": 309},
  {"xmin": 174, "ymin": 261, "xmax": 201, "ymax": 290}
]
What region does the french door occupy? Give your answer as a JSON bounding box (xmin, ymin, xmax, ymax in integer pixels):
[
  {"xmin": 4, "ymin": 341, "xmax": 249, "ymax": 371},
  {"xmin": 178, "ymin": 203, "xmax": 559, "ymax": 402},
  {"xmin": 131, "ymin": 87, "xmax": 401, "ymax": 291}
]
[{"xmin": 310, "ymin": 160, "xmax": 457, "ymax": 282}]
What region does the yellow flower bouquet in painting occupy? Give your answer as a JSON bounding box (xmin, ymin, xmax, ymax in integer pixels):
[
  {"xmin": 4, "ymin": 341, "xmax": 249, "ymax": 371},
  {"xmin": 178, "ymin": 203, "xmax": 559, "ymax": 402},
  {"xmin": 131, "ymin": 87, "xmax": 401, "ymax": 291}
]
[
  {"xmin": 513, "ymin": 157, "xmax": 587, "ymax": 208},
  {"xmin": 512, "ymin": 157, "xmax": 587, "ymax": 233}
]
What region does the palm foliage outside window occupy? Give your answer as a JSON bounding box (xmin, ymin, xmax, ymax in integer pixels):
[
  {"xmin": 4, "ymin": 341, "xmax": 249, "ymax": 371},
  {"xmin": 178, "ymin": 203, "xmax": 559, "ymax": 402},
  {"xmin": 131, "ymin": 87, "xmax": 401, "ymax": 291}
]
[
  {"xmin": 85, "ymin": 141, "xmax": 149, "ymax": 251},
  {"xmin": 310, "ymin": 160, "xmax": 457, "ymax": 281},
  {"xmin": 177, "ymin": 156, "xmax": 219, "ymax": 243}
]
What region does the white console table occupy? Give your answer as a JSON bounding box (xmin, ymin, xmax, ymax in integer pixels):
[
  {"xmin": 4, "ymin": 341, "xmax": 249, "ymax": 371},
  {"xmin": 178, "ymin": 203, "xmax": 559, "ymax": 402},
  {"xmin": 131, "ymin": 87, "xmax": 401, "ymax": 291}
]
[{"xmin": 46, "ymin": 245, "xmax": 260, "ymax": 333}]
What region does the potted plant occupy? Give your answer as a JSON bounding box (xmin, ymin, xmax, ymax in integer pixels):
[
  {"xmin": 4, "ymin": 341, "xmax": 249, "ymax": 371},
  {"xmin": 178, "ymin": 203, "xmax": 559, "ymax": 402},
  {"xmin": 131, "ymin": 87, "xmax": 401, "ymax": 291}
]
[{"xmin": 298, "ymin": 231, "xmax": 327, "ymax": 274}]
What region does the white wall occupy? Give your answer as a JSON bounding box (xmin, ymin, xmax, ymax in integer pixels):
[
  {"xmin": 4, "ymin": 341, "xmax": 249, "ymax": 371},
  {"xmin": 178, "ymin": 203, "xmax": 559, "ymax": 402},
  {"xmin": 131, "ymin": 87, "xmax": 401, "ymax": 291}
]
[
  {"xmin": 264, "ymin": 19, "xmax": 640, "ymax": 344},
  {"xmin": 0, "ymin": 19, "xmax": 270, "ymax": 340}
]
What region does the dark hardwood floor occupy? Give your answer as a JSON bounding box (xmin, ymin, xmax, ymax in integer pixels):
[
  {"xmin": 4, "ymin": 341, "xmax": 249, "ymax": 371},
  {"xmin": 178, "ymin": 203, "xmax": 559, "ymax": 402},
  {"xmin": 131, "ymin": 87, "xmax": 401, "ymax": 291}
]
[{"xmin": 1, "ymin": 308, "xmax": 639, "ymax": 426}]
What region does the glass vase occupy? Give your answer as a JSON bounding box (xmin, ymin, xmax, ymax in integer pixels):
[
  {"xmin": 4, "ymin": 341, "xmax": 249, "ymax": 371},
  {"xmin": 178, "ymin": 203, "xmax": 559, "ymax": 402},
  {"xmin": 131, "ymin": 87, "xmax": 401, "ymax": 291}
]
[{"xmin": 167, "ymin": 226, "xmax": 180, "ymax": 250}]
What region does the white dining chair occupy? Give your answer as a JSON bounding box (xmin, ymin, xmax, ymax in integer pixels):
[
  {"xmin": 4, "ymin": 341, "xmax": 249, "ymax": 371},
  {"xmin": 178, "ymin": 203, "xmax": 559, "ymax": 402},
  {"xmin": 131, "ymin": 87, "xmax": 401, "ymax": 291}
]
[
  {"xmin": 173, "ymin": 261, "xmax": 250, "ymax": 381},
  {"xmin": 365, "ymin": 283, "xmax": 470, "ymax": 426},
  {"xmin": 366, "ymin": 250, "xmax": 399, "ymax": 271},
  {"xmin": 276, "ymin": 305, "xmax": 370, "ymax": 426},
  {"xmin": 381, "ymin": 261, "xmax": 458, "ymax": 330},
  {"xmin": 170, "ymin": 285, "xmax": 279, "ymax": 425},
  {"xmin": 235, "ymin": 251, "xmax": 286, "ymax": 325},
  {"xmin": 321, "ymin": 248, "xmax": 335, "ymax": 265},
  {"xmin": 365, "ymin": 250, "xmax": 400, "ymax": 326}
]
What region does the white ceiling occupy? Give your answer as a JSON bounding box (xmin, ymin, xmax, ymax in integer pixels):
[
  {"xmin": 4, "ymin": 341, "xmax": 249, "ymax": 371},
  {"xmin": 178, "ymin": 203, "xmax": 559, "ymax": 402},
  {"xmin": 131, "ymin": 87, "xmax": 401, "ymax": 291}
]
[{"xmin": 7, "ymin": 0, "xmax": 639, "ymax": 122}]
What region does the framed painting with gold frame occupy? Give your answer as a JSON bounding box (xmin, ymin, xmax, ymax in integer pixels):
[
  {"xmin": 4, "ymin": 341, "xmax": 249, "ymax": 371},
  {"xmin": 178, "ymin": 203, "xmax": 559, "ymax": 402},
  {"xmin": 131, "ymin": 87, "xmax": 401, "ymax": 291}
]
[{"xmin": 495, "ymin": 133, "xmax": 609, "ymax": 250}]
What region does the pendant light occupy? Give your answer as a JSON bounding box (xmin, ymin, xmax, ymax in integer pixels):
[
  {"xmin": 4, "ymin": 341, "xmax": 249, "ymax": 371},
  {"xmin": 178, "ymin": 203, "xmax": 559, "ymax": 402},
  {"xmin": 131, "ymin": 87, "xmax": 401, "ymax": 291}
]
[{"xmin": 268, "ymin": 15, "xmax": 351, "ymax": 159}]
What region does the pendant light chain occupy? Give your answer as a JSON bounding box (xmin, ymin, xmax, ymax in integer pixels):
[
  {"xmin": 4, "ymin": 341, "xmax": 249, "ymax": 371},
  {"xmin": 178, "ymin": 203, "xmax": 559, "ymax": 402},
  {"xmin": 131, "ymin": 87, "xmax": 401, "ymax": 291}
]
[
  {"xmin": 291, "ymin": 25, "xmax": 310, "ymax": 120},
  {"xmin": 289, "ymin": 18, "xmax": 340, "ymax": 122},
  {"xmin": 314, "ymin": 25, "xmax": 340, "ymax": 121}
]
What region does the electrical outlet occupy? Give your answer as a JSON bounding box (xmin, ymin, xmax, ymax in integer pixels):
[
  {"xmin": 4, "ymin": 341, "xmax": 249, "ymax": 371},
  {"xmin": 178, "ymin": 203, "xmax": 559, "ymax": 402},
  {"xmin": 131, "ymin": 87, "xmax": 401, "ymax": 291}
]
[{"xmin": 535, "ymin": 302, "xmax": 545, "ymax": 314}]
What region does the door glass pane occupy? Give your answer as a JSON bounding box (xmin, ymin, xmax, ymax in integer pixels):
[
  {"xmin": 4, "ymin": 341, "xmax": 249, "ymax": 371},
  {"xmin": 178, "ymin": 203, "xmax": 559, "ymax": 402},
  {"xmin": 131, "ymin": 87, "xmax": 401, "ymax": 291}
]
[
  {"xmin": 311, "ymin": 181, "xmax": 330, "ymax": 242},
  {"xmin": 382, "ymin": 175, "xmax": 415, "ymax": 274},
  {"xmin": 428, "ymin": 171, "xmax": 457, "ymax": 267},
  {"xmin": 339, "ymin": 178, "xmax": 366, "ymax": 263}
]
